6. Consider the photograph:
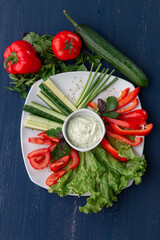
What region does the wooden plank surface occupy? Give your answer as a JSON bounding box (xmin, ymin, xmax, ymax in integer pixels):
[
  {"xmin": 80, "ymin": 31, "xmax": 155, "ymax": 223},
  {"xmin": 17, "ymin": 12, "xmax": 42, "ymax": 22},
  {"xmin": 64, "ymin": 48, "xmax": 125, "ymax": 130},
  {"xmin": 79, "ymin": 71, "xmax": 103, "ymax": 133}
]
[{"xmin": 0, "ymin": 0, "xmax": 159, "ymax": 239}]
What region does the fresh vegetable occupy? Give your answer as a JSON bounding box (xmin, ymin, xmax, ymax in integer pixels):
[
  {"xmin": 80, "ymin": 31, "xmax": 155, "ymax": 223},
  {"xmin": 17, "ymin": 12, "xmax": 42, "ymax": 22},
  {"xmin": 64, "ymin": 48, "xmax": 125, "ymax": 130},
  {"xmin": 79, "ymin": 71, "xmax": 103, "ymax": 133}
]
[
  {"xmin": 119, "ymin": 109, "xmax": 148, "ymax": 119},
  {"xmin": 38, "ymin": 131, "xmax": 60, "ymax": 142},
  {"xmin": 110, "ymin": 123, "xmax": 153, "ymax": 136},
  {"xmin": 52, "ymin": 31, "xmax": 82, "ymax": 60},
  {"xmin": 49, "ymin": 155, "xmax": 70, "ymax": 172},
  {"xmin": 64, "ymin": 10, "xmax": 149, "ymax": 88},
  {"xmin": 43, "ymin": 79, "xmax": 77, "ymax": 112},
  {"xmin": 68, "ymin": 149, "xmax": 80, "ymax": 170},
  {"xmin": 4, "ymin": 40, "xmax": 41, "ymax": 75},
  {"xmin": 24, "ymin": 114, "xmax": 63, "ymax": 131},
  {"xmin": 117, "ymin": 87, "xmax": 140, "ymax": 109},
  {"xmin": 48, "ymin": 143, "xmax": 57, "ymax": 152},
  {"xmin": 46, "ymin": 170, "xmax": 66, "ymax": 186},
  {"xmin": 118, "ymin": 117, "xmax": 146, "ymax": 126},
  {"xmin": 101, "ymin": 137, "xmax": 128, "ymax": 162},
  {"xmin": 39, "ymin": 83, "xmax": 73, "ymax": 115},
  {"xmin": 28, "ymin": 137, "xmax": 52, "ymax": 145},
  {"xmin": 117, "ymin": 88, "xmax": 129, "ymax": 102},
  {"xmin": 102, "ymin": 117, "xmax": 141, "ymax": 130},
  {"xmin": 88, "ymin": 101, "xmax": 98, "ymax": 109},
  {"xmin": 116, "ymin": 98, "xmax": 138, "ymax": 113},
  {"xmin": 28, "ymin": 151, "xmax": 50, "ymax": 170},
  {"xmin": 27, "ymin": 148, "xmax": 49, "ymax": 158}
]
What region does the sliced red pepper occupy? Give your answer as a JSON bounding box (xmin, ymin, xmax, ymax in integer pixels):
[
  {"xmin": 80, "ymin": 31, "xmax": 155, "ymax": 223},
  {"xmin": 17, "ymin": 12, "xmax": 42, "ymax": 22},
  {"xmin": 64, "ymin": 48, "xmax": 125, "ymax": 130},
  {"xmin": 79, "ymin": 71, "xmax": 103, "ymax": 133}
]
[
  {"xmin": 118, "ymin": 117, "xmax": 146, "ymax": 126},
  {"xmin": 49, "ymin": 155, "xmax": 70, "ymax": 172},
  {"xmin": 101, "ymin": 137, "xmax": 128, "ymax": 162},
  {"xmin": 46, "ymin": 170, "xmax": 66, "ymax": 186},
  {"xmin": 48, "ymin": 143, "xmax": 57, "ymax": 152},
  {"xmin": 37, "ymin": 132, "xmax": 60, "ymax": 143},
  {"xmin": 117, "ymin": 87, "xmax": 140, "ymax": 109},
  {"xmin": 117, "ymin": 87, "xmax": 129, "ymax": 102},
  {"xmin": 88, "ymin": 101, "xmax": 98, "ymax": 108},
  {"xmin": 105, "ymin": 125, "xmax": 142, "ymax": 146},
  {"xmin": 110, "ymin": 123, "xmax": 153, "ymax": 136},
  {"xmin": 68, "ymin": 149, "xmax": 80, "ymax": 170},
  {"xmin": 28, "ymin": 137, "xmax": 52, "ymax": 145},
  {"xmin": 119, "ymin": 109, "xmax": 148, "ymax": 119},
  {"xmin": 116, "ymin": 98, "xmax": 138, "ymax": 113},
  {"xmin": 27, "ymin": 148, "xmax": 49, "ymax": 158},
  {"xmin": 102, "ymin": 116, "xmax": 141, "ymax": 130},
  {"xmin": 29, "ymin": 151, "xmax": 50, "ymax": 170}
]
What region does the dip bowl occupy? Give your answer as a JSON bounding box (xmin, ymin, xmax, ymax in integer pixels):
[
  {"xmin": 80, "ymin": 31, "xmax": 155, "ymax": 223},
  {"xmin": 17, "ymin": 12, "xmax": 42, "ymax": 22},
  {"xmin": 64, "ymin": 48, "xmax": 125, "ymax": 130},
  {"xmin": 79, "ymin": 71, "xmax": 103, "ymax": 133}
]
[{"xmin": 62, "ymin": 108, "xmax": 106, "ymax": 152}]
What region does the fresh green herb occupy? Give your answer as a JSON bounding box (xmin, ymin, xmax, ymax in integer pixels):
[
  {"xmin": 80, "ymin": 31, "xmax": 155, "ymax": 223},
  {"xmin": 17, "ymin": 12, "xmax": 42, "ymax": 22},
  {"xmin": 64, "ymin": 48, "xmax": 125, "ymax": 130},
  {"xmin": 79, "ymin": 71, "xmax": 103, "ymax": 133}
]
[
  {"xmin": 51, "ymin": 142, "xmax": 71, "ymax": 161},
  {"xmin": 6, "ymin": 32, "xmax": 102, "ymax": 98},
  {"xmin": 101, "ymin": 111, "xmax": 119, "ymax": 119},
  {"xmin": 46, "ymin": 127, "xmax": 62, "ymax": 138},
  {"xmin": 101, "ymin": 96, "xmax": 119, "ymax": 119}
]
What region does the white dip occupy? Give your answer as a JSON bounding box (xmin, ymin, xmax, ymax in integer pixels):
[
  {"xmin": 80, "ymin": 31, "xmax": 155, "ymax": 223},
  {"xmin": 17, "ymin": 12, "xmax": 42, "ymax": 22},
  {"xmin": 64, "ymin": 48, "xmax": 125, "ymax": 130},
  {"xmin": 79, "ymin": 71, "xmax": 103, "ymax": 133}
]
[{"xmin": 67, "ymin": 115, "xmax": 102, "ymax": 148}]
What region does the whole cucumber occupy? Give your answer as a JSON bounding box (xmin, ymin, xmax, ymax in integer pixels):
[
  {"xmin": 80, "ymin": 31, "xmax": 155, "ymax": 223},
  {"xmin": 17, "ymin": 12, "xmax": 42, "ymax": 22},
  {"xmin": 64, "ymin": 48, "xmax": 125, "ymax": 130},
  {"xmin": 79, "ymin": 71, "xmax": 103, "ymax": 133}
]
[{"xmin": 64, "ymin": 10, "xmax": 148, "ymax": 88}]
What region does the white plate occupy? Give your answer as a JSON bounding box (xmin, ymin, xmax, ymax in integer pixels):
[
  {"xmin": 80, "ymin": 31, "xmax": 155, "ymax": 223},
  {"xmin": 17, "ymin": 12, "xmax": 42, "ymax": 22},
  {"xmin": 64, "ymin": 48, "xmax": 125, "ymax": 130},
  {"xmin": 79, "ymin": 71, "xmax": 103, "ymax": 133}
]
[{"xmin": 20, "ymin": 71, "xmax": 144, "ymax": 192}]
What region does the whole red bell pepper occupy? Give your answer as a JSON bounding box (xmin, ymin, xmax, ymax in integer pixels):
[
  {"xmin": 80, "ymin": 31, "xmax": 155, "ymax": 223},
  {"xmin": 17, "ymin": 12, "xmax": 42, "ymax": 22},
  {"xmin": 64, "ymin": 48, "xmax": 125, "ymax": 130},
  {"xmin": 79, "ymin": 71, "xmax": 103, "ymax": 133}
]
[
  {"xmin": 4, "ymin": 40, "xmax": 41, "ymax": 74},
  {"xmin": 117, "ymin": 87, "xmax": 140, "ymax": 109},
  {"xmin": 110, "ymin": 123, "xmax": 153, "ymax": 136}
]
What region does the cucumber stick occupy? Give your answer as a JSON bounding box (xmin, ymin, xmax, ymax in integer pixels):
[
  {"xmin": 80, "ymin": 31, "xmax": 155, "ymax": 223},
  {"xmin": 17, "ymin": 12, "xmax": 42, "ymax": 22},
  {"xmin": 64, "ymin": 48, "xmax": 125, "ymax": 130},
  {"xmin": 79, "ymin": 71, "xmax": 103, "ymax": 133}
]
[
  {"xmin": 37, "ymin": 91, "xmax": 63, "ymax": 113},
  {"xmin": 39, "ymin": 83, "xmax": 72, "ymax": 116},
  {"xmin": 64, "ymin": 10, "xmax": 149, "ymax": 88},
  {"xmin": 44, "ymin": 79, "xmax": 77, "ymax": 111},
  {"xmin": 24, "ymin": 114, "xmax": 63, "ymax": 131},
  {"xmin": 23, "ymin": 102, "xmax": 67, "ymax": 124}
]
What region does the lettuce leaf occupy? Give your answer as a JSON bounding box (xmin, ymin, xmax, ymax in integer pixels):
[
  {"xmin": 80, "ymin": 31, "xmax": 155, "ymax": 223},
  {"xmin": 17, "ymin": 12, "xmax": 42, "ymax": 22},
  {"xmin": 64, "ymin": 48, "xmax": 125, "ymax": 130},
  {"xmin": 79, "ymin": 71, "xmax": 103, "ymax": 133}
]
[{"xmin": 49, "ymin": 138, "xmax": 147, "ymax": 214}]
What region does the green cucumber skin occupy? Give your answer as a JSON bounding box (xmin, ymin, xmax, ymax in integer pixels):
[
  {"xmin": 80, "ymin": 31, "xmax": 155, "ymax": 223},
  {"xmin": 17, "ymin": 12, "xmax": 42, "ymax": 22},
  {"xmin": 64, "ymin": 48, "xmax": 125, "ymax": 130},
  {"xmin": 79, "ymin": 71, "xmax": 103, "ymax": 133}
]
[
  {"xmin": 23, "ymin": 105, "xmax": 64, "ymax": 124},
  {"xmin": 39, "ymin": 83, "xmax": 72, "ymax": 116},
  {"xmin": 76, "ymin": 24, "xmax": 148, "ymax": 87}
]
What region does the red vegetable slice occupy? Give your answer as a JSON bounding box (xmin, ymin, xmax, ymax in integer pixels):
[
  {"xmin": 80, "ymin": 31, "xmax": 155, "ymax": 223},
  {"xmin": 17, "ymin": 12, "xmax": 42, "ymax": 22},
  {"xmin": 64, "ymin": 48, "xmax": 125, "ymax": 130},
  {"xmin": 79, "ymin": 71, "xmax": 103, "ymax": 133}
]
[
  {"xmin": 49, "ymin": 155, "xmax": 70, "ymax": 172},
  {"xmin": 116, "ymin": 98, "xmax": 138, "ymax": 113},
  {"xmin": 27, "ymin": 148, "xmax": 49, "ymax": 158},
  {"xmin": 117, "ymin": 87, "xmax": 140, "ymax": 109},
  {"xmin": 117, "ymin": 87, "xmax": 129, "ymax": 102},
  {"xmin": 46, "ymin": 170, "xmax": 66, "ymax": 186},
  {"xmin": 48, "ymin": 143, "xmax": 57, "ymax": 152},
  {"xmin": 119, "ymin": 109, "xmax": 148, "ymax": 119},
  {"xmin": 118, "ymin": 117, "xmax": 146, "ymax": 126},
  {"xmin": 28, "ymin": 137, "xmax": 52, "ymax": 145},
  {"xmin": 68, "ymin": 149, "xmax": 80, "ymax": 170},
  {"xmin": 29, "ymin": 151, "xmax": 50, "ymax": 169},
  {"xmin": 101, "ymin": 137, "xmax": 128, "ymax": 162},
  {"xmin": 88, "ymin": 101, "xmax": 98, "ymax": 108},
  {"xmin": 37, "ymin": 132, "xmax": 60, "ymax": 143}
]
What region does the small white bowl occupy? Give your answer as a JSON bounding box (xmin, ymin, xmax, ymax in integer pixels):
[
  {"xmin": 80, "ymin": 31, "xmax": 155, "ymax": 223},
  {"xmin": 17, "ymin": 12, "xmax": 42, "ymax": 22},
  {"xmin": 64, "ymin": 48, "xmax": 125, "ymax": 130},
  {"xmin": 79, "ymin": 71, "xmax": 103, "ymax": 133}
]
[{"xmin": 62, "ymin": 109, "xmax": 106, "ymax": 152}]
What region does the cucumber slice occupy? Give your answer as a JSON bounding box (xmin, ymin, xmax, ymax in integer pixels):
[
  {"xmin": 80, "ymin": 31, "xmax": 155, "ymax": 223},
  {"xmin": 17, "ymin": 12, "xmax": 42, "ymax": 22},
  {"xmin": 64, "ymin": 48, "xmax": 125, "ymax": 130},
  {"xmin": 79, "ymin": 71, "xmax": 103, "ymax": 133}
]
[
  {"xmin": 24, "ymin": 114, "xmax": 63, "ymax": 131},
  {"xmin": 37, "ymin": 91, "xmax": 63, "ymax": 113},
  {"xmin": 44, "ymin": 79, "xmax": 77, "ymax": 112},
  {"xmin": 39, "ymin": 83, "xmax": 72, "ymax": 116}
]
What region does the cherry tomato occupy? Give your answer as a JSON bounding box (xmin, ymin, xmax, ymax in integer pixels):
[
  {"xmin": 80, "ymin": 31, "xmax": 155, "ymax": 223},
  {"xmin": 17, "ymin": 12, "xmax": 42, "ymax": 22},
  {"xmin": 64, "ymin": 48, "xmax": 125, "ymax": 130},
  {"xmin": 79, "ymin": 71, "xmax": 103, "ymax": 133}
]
[
  {"xmin": 68, "ymin": 149, "xmax": 79, "ymax": 170},
  {"xmin": 28, "ymin": 137, "xmax": 52, "ymax": 145},
  {"xmin": 27, "ymin": 148, "xmax": 49, "ymax": 158},
  {"xmin": 49, "ymin": 155, "xmax": 70, "ymax": 172},
  {"xmin": 46, "ymin": 170, "xmax": 66, "ymax": 186},
  {"xmin": 28, "ymin": 151, "xmax": 50, "ymax": 170},
  {"xmin": 37, "ymin": 132, "xmax": 60, "ymax": 143},
  {"xmin": 52, "ymin": 31, "xmax": 82, "ymax": 60}
]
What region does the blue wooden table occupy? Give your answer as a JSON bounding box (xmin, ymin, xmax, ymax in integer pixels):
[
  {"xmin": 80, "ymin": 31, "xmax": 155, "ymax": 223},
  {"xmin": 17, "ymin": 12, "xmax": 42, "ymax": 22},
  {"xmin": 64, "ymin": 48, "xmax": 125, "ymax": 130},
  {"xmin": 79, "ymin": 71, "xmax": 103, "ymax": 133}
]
[{"xmin": 0, "ymin": 0, "xmax": 159, "ymax": 239}]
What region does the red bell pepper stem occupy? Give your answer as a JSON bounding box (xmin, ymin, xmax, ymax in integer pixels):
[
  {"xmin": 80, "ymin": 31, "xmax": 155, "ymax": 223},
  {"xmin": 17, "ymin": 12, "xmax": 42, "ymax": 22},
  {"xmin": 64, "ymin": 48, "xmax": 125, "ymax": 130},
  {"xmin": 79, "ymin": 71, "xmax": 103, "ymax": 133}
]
[
  {"xmin": 116, "ymin": 98, "xmax": 138, "ymax": 113},
  {"xmin": 105, "ymin": 126, "xmax": 142, "ymax": 146},
  {"xmin": 117, "ymin": 87, "xmax": 129, "ymax": 102},
  {"xmin": 101, "ymin": 137, "xmax": 128, "ymax": 162},
  {"xmin": 117, "ymin": 87, "xmax": 140, "ymax": 109},
  {"xmin": 102, "ymin": 116, "xmax": 141, "ymax": 130},
  {"xmin": 118, "ymin": 109, "xmax": 148, "ymax": 119},
  {"xmin": 110, "ymin": 123, "xmax": 153, "ymax": 136}
]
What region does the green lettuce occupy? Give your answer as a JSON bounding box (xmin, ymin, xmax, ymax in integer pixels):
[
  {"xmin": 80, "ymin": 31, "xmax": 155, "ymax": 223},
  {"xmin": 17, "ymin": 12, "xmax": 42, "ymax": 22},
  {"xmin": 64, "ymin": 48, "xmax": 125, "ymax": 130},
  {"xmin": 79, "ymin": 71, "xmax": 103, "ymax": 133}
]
[{"xmin": 49, "ymin": 137, "xmax": 147, "ymax": 214}]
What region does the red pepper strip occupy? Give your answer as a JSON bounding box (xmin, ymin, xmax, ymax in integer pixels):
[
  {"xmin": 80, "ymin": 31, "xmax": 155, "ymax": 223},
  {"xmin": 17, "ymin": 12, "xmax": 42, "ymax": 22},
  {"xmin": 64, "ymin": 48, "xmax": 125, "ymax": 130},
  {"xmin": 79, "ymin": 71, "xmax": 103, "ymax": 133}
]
[
  {"xmin": 116, "ymin": 98, "xmax": 138, "ymax": 113},
  {"xmin": 117, "ymin": 88, "xmax": 129, "ymax": 102},
  {"xmin": 45, "ymin": 170, "xmax": 66, "ymax": 186},
  {"xmin": 27, "ymin": 148, "xmax": 49, "ymax": 158},
  {"xmin": 37, "ymin": 132, "xmax": 60, "ymax": 143},
  {"xmin": 118, "ymin": 117, "xmax": 146, "ymax": 125},
  {"xmin": 28, "ymin": 137, "xmax": 52, "ymax": 145},
  {"xmin": 110, "ymin": 123, "xmax": 153, "ymax": 136},
  {"xmin": 4, "ymin": 40, "xmax": 41, "ymax": 74},
  {"xmin": 68, "ymin": 149, "xmax": 80, "ymax": 170},
  {"xmin": 105, "ymin": 126, "xmax": 142, "ymax": 146},
  {"xmin": 88, "ymin": 101, "xmax": 98, "ymax": 108},
  {"xmin": 102, "ymin": 116, "xmax": 141, "ymax": 130},
  {"xmin": 49, "ymin": 155, "xmax": 70, "ymax": 172},
  {"xmin": 118, "ymin": 109, "xmax": 148, "ymax": 119},
  {"xmin": 117, "ymin": 87, "xmax": 140, "ymax": 109},
  {"xmin": 101, "ymin": 137, "xmax": 128, "ymax": 162}
]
